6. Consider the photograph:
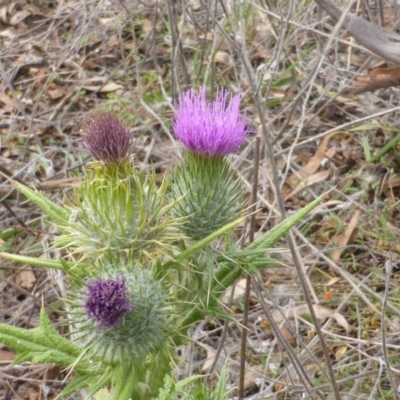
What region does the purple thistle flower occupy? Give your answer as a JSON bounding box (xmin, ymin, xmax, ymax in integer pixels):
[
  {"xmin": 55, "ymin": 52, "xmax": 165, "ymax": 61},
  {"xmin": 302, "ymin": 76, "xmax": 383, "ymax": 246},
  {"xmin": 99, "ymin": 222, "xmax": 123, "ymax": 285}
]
[
  {"xmin": 84, "ymin": 278, "xmax": 132, "ymax": 328},
  {"xmin": 174, "ymin": 87, "xmax": 248, "ymax": 156},
  {"xmin": 82, "ymin": 113, "xmax": 132, "ymax": 163}
]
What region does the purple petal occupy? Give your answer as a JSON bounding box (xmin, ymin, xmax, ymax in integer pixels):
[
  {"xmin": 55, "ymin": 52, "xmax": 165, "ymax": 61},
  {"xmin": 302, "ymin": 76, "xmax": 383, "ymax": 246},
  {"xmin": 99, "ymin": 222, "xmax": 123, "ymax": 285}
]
[
  {"xmin": 174, "ymin": 87, "xmax": 248, "ymax": 156},
  {"xmin": 84, "ymin": 278, "xmax": 132, "ymax": 328}
]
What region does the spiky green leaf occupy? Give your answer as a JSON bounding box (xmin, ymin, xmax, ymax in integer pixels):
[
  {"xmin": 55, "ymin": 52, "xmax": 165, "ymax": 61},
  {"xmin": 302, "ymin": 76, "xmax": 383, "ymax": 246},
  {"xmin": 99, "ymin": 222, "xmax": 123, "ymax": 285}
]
[
  {"xmin": 15, "ymin": 183, "xmax": 70, "ymax": 225},
  {"xmin": 0, "ymin": 309, "xmax": 83, "ymax": 369}
]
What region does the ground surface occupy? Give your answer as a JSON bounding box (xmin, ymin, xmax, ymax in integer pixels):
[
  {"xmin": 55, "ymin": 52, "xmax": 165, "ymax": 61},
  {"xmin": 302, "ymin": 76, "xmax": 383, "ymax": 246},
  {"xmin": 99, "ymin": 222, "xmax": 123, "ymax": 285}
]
[{"xmin": 1, "ymin": 0, "xmax": 400, "ymax": 399}]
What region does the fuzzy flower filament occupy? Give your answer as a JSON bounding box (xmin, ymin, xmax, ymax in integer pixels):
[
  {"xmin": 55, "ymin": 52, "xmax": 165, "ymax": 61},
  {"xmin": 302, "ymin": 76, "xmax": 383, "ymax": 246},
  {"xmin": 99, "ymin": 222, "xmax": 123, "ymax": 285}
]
[
  {"xmin": 82, "ymin": 113, "xmax": 132, "ymax": 164},
  {"xmin": 84, "ymin": 278, "xmax": 132, "ymax": 328},
  {"xmin": 174, "ymin": 87, "xmax": 248, "ymax": 156}
]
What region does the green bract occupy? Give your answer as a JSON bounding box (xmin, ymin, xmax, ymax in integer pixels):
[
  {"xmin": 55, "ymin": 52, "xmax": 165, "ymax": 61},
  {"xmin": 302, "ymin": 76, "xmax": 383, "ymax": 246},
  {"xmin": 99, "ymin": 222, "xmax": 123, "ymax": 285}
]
[
  {"xmin": 170, "ymin": 153, "xmax": 245, "ymax": 241},
  {"xmin": 58, "ymin": 163, "xmax": 181, "ymax": 263}
]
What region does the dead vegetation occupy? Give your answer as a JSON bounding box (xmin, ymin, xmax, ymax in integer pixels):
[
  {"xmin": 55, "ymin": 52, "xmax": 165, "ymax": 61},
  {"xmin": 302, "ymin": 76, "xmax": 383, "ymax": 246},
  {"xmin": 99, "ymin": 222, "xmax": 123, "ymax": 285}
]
[{"xmin": 1, "ymin": 0, "xmax": 400, "ymax": 398}]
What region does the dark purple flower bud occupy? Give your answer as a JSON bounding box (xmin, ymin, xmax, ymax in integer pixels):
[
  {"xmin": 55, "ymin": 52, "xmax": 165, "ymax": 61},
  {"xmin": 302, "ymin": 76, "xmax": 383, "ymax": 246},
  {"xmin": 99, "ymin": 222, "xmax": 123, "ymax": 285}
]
[
  {"xmin": 174, "ymin": 87, "xmax": 249, "ymax": 156},
  {"xmin": 84, "ymin": 278, "xmax": 132, "ymax": 328},
  {"xmin": 82, "ymin": 113, "xmax": 132, "ymax": 163}
]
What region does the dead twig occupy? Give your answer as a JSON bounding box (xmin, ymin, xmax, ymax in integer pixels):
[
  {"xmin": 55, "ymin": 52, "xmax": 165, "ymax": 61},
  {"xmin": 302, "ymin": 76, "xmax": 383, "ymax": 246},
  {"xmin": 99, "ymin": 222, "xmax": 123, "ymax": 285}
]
[{"xmin": 315, "ymin": 0, "xmax": 400, "ymax": 65}]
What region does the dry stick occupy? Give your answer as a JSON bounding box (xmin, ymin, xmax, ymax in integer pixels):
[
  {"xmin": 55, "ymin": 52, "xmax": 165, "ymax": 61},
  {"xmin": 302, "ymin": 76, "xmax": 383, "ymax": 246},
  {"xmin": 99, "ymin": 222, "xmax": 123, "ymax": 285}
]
[
  {"xmin": 252, "ymin": 1, "xmax": 350, "ymax": 145},
  {"xmin": 250, "ymin": 1, "xmax": 376, "ymax": 54},
  {"xmin": 304, "ymin": 367, "xmax": 394, "ymax": 392},
  {"xmin": 0, "ymin": 200, "xmax": 29, "ymax": 230},
  {"xmin": 242, "ymin": 170, "xmax": 400, "ymax": 386},
  {"xmin": 29, "ymin": 3, "xmax": 101, "ymax": 150},
  {"xmin": 275, "ymin": 0, "xmax": 355, "ymax": 187},
  {"xmin": 120, "ymin": 1, "xmax": 180, "ymax": 151},
  {"xmin": 191, "ymin": 7, "xmax": 212, "ymax": 84},
  {"xmin": 261, "ymin": 288, "xmax": 335, "ymax": 386},
  {"xmin": 294, "ymin": 228, "xmax": 400, "ymax": 328},
  {"xmin": 238, "ymin": 135, "xmax": 261, "ymax": 400},
  {"xmin": 208, "ymin": 302, "xmax": 232, "ymax": 374},
  {"xmin": 376, "ymin": 0, "xmax": 384, "ymax": 28},
  {"xmin": 256, "ymin": 0, "xmax": 295, "ymax": 107},
  {"xmin": 167, "ymin": 0, "xmax": 191, "ymax": 95},
  {"xmin": 0, "ymin": 60, "xmax": 31, "ymax": 130},
  {"xmin": 248, "ymin": 2, "xmax": 382, "ymax": 142},
  {"xmin": 119, "ymin": 0, "xmax": 160, "ymax": 86},
  {"xmin": 123, "ymin": 7, "xmax": 178, "ymax": 148},
  {"xmin": 382, "ymin": 253, "xmax": 399, "ymax": 400},
  {"xmin": 118, "ymin": 1, "xmax": 178, "ymax": 153},
  {"xmin": 315, "ymin": 0, "xmax": 400, "ymax": 65},
  {"xmin": 105, "ymin": 2, "xmax": 160, "ymax": 98},
  {"xmin": 253, "ymin": 276, "xmax": 324, "ymax": 399},
  {"xmin": 276, "ymin": 104, "xmax": 400, "ymax": 155}
]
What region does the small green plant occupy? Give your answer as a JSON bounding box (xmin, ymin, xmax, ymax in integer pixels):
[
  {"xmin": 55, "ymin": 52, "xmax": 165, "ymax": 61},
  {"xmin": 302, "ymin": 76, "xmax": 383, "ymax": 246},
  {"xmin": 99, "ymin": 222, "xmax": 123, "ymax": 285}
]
[{"xmin": 50, "ymin": 73, "xmax": 61, "ymax": 83}]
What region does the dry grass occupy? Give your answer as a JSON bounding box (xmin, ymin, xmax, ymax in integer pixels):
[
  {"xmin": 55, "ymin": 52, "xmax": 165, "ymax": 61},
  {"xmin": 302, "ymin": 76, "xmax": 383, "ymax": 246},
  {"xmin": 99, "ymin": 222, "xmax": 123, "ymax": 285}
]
[{"xmin": 1, "ymin": 0, "xmax": 400, "ymax": 398}]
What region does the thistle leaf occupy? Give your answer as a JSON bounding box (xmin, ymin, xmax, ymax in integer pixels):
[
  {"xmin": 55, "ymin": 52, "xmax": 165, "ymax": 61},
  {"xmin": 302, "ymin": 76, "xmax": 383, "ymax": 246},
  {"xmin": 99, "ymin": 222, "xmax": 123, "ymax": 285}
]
[
  {"xmin": 0, "ymin": 252, "xmax": 85, "ymax": 278},
  {"xmin": 0, "ymin": 309, "xmax": 82, "ymax": 369},
  {"xmin": 15, "ymin": 183, "xmax": 70, "ymax": 225},
  {"xmin": 113, "ymin": 364, "xmax": 137, "ymax": 400},
  {"xmin": 247, "ymin": 195, "xmax": 323, "ymax": 253},
  {"xmin": 172, "ymin": 215, "xmax": 246, "ymax": 264},
  {"xmin": 157, "ymin": 374, "xmax": 203, "ymax": 400},
  {"xmin": 58, "ymin": 373, "xmax": 94, "ymax": 397},
  {"xmin": 60, "ymin": 371, "xmax": 111, "ymax": 398}
]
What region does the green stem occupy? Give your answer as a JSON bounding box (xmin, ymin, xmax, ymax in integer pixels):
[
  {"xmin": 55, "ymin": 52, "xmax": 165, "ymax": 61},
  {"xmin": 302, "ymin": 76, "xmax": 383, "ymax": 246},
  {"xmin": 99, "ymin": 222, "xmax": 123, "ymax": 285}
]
[{"xmin": 367, "ymin": 131, "xmax": 400, "ymax": 163}]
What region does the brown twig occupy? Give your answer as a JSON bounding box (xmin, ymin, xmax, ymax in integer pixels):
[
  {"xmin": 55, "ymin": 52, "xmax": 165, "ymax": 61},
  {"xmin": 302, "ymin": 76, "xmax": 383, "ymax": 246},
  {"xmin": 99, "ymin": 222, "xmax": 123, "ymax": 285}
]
[
  {"xmin": 315, "ymin": 0, "xmax": 400, "ymax": 65},
  {"xmin": 238, "ymin": 134, "xmax": 261, "ymax": 399}
]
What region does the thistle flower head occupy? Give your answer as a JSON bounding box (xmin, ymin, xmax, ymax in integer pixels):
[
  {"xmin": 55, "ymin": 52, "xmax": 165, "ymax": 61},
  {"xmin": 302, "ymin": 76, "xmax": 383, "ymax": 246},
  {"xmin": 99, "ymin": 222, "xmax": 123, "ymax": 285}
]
[
  {"xmin": 84, "ymin": 278, "xmax": 132, "ymax": 328},
  {"xmin": 82, "ymin": 113, "xmax": 132, "ymax": 164},
  {"xmin": 174, "ymin": 87, "xmax": 248, "ymax": 156},
  {"xmin": 73, "ymin": 267, "xmax": 177, "ymax": 365}
]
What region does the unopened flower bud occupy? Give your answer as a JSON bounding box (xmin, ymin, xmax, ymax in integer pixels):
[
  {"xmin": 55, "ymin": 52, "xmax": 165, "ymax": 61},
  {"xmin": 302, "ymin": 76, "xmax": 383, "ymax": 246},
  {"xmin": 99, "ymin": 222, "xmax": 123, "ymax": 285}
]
[{"xmin": 82, "ymin": 113, "xmax": 132, "ymax": 164}]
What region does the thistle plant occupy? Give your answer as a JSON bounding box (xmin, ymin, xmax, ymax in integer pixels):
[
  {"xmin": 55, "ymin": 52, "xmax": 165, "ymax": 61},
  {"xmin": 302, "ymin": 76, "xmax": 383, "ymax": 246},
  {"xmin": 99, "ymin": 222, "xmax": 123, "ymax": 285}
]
[{"xmin": 0, "ymin": 88, "xmax": 322, "ymax": 399}]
